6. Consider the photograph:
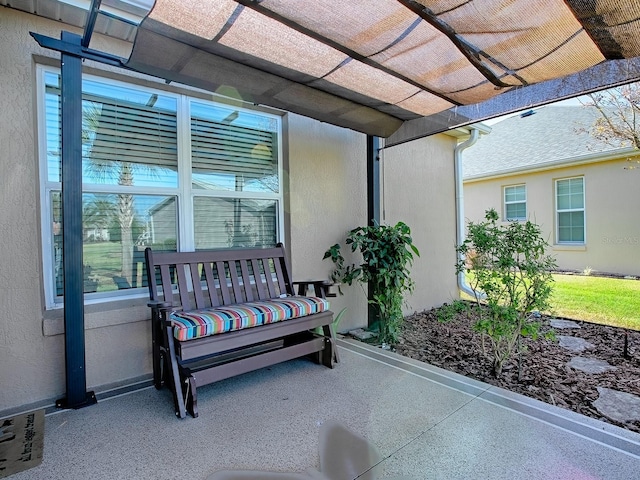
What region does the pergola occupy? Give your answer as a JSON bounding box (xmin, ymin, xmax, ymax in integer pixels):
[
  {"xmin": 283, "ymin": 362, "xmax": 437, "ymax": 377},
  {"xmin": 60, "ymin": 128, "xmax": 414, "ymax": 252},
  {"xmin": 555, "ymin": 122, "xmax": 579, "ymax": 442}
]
[{"xmin": 26, "ymin": 0, "xmax": 640, "ymax": 409}]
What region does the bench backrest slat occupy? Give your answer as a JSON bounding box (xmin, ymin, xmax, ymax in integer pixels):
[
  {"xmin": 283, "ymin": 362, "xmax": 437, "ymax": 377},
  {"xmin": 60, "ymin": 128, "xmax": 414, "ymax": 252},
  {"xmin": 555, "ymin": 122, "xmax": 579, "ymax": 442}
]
[
  {"xmin": 145, "ymin": 244, "xmax": 295, "ymax": 311},
  {"xmin": 216, "ymin": 261, "xmax": 232, "ymax": 305},
  {"xmin": 273, "ymin": 258, "xmax": 290, "ymax": 296},
  {"xmin": 159, "ymin": 264, "xmax": 174, "ymax": 304},
  {"xmin": 202, "ymin": 263, "xmax": 220, "ymax": 307},
  {"xmin": 238, "ymin": 260, "xmax": 254, "ymax": 302},
  {"xmin": 228, "ymin": 260, "xmax": 243, "ymax": 303},
  {"xmin": 189, "ymin": 262, "xmax": 206, "ymax": 309},
  {"xmin": 175, "ymin": 263, "xmax": 192, "ymax": 311},
  {"xmin": 262, "ymin": 258, "xmax": 278, "ymax": 298},
  {"xmin": 250, "ymin": 258, "xmax": 267, "ymax": 300}
]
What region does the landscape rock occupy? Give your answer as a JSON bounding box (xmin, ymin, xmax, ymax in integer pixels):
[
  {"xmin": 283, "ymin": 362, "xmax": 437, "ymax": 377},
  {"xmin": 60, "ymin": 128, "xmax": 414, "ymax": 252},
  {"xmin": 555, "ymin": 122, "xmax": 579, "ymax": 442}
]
[
  {"xmin": 558, "ymin": 335, "xmax": 595, "ymax": 352},
  {"xmin": 568, "ymin": 356, "xmax": 617, "ymax": 374},
  {"xmin": 348, "ymin": 328, "xmax": 376, "ymax": 341},
  {"xmin": 550, "ymin": 319, "xmax": 581, "ymax": 329},
  {"xmin": 593, "ymin": 387, "xmax": 640, "ymax": 423}
]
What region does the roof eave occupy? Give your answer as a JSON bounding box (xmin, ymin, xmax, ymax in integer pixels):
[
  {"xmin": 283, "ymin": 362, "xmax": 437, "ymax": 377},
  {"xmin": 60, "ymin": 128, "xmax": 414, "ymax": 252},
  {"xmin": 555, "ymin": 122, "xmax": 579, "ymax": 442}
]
[{"xmin": 463, "ymin": 146, "xmax": 639, "ymax": 183}]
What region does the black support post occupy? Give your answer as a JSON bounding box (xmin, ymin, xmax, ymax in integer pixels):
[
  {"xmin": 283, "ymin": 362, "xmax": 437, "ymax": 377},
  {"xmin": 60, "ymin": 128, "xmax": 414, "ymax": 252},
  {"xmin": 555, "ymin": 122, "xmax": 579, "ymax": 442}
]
[
  {"xmin": 367, "ymin": 135, "xmax": 380, "ymax": 226},
  {"xmin": 56, "ymin": 31, "xmax": 96, "ymax": 410},
  {"xmin": 366, "ymin": 135, "xmax": 381, "ymax": 328}
]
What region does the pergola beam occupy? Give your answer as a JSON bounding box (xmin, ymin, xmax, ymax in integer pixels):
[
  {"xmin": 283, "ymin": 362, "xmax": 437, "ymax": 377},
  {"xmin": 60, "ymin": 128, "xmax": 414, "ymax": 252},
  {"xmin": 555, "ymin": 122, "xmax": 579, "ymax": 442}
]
[
  {"xmin": 81, "ymin": 0, "xmax": 102, "ymax": 48},
  {"xmin": 30, "ymin": 32, "xmax": 127, "ymax": 68}
]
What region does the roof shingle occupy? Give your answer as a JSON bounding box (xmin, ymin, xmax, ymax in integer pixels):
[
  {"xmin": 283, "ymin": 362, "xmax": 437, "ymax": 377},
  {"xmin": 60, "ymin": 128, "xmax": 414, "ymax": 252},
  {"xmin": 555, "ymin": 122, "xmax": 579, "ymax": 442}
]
[{"xmin": 463, "ymin": 106, "xmax": 622, "ymax": 179}]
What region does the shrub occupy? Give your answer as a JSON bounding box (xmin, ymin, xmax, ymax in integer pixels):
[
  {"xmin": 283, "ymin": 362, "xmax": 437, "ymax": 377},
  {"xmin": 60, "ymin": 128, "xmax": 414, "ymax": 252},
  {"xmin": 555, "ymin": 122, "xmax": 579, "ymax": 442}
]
[
  {"xmin": 456, "ymin": 209, "xmax": 556, "ymax": 377},
  {"xmin": 435, "ymin": 300, "xmax": 471, "ymax": 323}
]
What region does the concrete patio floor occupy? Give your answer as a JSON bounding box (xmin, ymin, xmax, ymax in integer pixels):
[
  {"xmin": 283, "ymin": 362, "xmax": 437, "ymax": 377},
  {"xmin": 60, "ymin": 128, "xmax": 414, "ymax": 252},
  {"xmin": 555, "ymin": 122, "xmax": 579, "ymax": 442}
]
[{"xmin": 9, "ymin": 338, "xmax": 640, "ymax": 479}]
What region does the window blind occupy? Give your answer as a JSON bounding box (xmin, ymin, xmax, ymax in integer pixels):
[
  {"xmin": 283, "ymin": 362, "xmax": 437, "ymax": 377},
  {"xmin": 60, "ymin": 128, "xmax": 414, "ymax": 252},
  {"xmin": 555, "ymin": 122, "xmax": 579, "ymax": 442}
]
[
  {"xmin": 85, "ymin": 93, "xmax": 177, "ymax": 171},
  {"xmin": 191, "ymin": 115, "xmax": 277, "ymax": 181},
  {"xmin": 45, "ymin": 83, "xmax": 178, "ymax": 179},
  {"xmin": 193, "ymin": 197, "xmax": 277, "ymax": 250}
]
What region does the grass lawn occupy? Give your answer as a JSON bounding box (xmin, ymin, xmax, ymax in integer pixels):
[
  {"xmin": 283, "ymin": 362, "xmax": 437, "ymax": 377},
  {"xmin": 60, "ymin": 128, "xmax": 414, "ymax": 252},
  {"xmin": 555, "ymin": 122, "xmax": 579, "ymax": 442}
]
[{"xmin": 549, "ymin": 274, "xmax": 640, "ymax": 331}]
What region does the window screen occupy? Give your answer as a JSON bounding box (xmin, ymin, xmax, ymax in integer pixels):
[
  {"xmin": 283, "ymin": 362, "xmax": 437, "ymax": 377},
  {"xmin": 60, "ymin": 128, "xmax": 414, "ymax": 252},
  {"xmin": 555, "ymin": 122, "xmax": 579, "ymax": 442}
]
[
  {"xmin": 556, "ymin": 177, "xmax": 585, "ymax": 243},
  {"xmin": 504, "ymin": 184, "xmax": 526, "ymax": 221}
]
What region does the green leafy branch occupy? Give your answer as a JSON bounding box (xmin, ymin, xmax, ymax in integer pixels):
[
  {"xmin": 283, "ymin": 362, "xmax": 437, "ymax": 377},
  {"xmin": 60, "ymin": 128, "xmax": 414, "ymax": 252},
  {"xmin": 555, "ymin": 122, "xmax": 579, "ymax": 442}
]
[{"xmin": 324, "ymin": 222, "xmax": 419, "ymax": 344}]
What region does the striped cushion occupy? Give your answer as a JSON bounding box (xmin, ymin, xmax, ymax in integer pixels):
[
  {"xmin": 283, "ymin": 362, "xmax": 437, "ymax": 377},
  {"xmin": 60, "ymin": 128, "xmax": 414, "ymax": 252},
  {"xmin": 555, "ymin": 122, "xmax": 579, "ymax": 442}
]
[{"xmin": 169, "ymin": 296, "xmax": 330, "ymax": 341}]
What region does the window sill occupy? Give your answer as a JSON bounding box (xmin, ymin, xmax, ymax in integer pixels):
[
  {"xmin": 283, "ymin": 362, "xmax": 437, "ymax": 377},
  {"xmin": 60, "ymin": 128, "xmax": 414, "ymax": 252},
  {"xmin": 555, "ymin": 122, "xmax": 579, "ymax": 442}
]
[
  {"xmin": 553, "ymin": 244, "xmax": 586, "ymax": 252},
  {"xmin": 42, "ymin": 297, "xmax": 150, "ymax": 337}
]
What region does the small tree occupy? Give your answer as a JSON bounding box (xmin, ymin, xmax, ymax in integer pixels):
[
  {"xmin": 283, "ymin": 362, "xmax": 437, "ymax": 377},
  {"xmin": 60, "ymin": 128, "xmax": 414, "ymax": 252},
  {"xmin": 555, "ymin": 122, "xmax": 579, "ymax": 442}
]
[
  {"xmin": 324, "ymin": 222, "xmax": 419, "ymax": 344},
  {"xmin": 456, "ymin": 209, "xmax": 556, "ymax": 377},
  {"xmin": 578, "ymin": 83, "xmax": 640, "ymax": 169}
]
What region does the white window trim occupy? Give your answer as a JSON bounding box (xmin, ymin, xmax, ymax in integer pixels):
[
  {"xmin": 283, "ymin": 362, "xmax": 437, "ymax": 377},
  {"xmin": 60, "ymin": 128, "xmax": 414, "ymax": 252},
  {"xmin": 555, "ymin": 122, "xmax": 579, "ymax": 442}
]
[
  {"xmin": 555, "ymin": 176, "xmax": 585, "ymax": 245},
  {"xmin": 503, "ymin": 184, "xmax": 527, "ymax": 221},
  {"xmin": 37, "ymin": 65, "xmax": 285, "ymax": 309}
]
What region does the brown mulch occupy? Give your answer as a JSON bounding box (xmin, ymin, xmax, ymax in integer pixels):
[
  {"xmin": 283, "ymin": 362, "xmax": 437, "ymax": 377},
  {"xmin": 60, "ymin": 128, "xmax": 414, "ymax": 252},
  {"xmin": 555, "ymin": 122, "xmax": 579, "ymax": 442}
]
[{"xmin": 394, "ymin": 305, "xmax": 640, "ymax": 433}]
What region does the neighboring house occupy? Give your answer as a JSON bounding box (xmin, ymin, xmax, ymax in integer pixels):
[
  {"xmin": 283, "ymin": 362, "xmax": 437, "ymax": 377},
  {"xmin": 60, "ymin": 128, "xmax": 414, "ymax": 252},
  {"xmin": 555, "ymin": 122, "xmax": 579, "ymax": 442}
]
[
  {"xmin": 0, "ymin": 6, "xmax": 461, "ymax": 414},
  {"xmin": 463, "ymin": 105, "xmax": 640, "ymax": 277}
]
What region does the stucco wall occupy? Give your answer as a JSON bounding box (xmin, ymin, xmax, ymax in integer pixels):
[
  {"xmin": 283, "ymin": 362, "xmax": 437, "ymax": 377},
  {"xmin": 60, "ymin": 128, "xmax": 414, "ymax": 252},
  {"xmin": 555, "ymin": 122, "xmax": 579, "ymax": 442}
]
[
  {"xmin": 382, "ymin": 135, "xmax": 460, "ymax": 313},
  {"xmin": 0, "ymin": 8, "xmax": 460, "ymax": 414},
  {"xmin": 287, "ymin": 115, "xmax": 369, "ymax": 333},
  {"xmin": 0, "ymin": 9, "xmax": 373, "ymax": 413},
  {"xmin": 463, "ymin": 158, "xmax": 640, "ymax": 276}
]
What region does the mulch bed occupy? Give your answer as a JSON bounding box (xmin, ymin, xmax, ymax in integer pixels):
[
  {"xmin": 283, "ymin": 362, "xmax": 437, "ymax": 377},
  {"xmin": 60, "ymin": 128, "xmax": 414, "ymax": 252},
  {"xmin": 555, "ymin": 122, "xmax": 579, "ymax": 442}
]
[{"xmin": 394, "ymin": 306, "xmax": 640, "ymax": 433}]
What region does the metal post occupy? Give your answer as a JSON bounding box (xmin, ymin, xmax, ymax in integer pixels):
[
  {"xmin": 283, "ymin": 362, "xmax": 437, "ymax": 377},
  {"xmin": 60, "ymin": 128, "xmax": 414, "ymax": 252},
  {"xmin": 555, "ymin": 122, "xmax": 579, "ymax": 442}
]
[
  {"xmin": 367, "ymin": 136, "xmax": 380, "ymax": 225},
  {"xmin": 366, "ymin": 135, "xmax": 380, "ymax": 328},
  {"xmin": 55, "ymin": 31, "xmax": 96, "ymax": 410}
]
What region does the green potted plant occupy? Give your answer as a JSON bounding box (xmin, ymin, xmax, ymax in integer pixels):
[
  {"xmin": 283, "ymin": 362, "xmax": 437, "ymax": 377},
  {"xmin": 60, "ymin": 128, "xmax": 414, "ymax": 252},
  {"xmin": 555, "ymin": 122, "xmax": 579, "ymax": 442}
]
[{"xmin": 324, "ymin": 221, "xmax": 419, "ymax": 344}]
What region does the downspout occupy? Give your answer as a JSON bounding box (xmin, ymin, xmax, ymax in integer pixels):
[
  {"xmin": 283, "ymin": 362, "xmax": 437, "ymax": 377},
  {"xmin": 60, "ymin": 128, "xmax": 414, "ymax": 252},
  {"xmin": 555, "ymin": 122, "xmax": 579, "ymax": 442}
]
[{"xmin": 454, "ymin": 128, "xmax": 479, "ymax": 298}]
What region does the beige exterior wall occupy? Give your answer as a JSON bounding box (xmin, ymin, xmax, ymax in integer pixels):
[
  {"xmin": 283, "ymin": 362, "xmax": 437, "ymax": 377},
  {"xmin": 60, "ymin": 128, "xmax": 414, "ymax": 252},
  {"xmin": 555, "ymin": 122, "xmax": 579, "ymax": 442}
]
[
  {"xmin": 464, "ymin": 158, "xmax": 640, "ymax": 276},
  {"xmin": 287, "ymin": 115, "xmax": 369, "ymax": 333},
  {"xmin": 383, "ymin": 135, "xmax": 461, "ymax": 313},
  {"xmin": 0, "ymin": 8, "xmax": 458, "ymax": 413}
]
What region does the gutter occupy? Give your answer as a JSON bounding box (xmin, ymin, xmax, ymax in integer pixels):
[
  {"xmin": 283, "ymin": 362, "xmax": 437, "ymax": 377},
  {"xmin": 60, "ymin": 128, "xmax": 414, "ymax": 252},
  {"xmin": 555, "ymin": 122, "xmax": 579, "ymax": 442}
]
[{"xmin": 454, "ymin": 127, "xmax": 480, "ymax": 298}]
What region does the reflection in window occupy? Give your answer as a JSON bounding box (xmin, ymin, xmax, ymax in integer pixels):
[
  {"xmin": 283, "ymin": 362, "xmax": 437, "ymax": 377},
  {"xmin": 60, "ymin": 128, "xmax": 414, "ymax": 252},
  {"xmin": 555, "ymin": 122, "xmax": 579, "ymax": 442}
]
[
  {"xmin": 51, "ymin": 192, "xmax": 177, "ymax": 295},
  {"xmin": 190, "ymin": 101, "xmax": 278, "ymax": 193},
  {"xmin": 39, "ymin": 67, "xmax": 283, "ymax": 307},
  {"xmin": 193, "ymin": 197, "xmax": 277, "ymax": 250},
  {"xmin": 44, "ymin": 71, "xmax": 179, "ymax": 187}
]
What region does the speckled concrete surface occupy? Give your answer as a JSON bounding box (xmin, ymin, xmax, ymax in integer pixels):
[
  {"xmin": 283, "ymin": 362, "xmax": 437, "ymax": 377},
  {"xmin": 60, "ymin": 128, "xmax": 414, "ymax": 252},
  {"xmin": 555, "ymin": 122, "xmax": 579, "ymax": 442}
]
[{"xmin": 9, "ymin": 340, "xmax": 640, "ymax": 480}]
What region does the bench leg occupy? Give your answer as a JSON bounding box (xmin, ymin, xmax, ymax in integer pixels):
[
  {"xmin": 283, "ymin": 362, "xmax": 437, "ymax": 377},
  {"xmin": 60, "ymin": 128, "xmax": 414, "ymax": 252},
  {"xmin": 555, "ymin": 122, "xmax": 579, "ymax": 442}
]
[
  {"xmin": 183, "ymin": 374, "xmax": 198, "ymax": 419},
  {"xmin": 164, "ymin": 325, "xmax": 187, "ymax": 419},
  {"xmin": 151, "ymin": 312, "xmax": 164, "ymax": 389},
  {"xmin": 323, "ymin": 324, "xmax": 339, "ymax": 365},
  {"xmin": 321, "ymin": 337, "xmax": 335, "ymax": 368}
]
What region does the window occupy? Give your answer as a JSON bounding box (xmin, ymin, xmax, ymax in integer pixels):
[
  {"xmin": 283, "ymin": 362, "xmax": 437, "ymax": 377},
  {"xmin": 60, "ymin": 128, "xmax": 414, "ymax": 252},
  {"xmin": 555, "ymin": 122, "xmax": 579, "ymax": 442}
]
[
  {"xmin": 38, "ymin": 66, "xmax": 283, "ymax": 307},
  {"xmin": 556, "ymin": 177, "xmax": 585, "ymax": 244},
  {"xmin": 504, "ymin": 184, "xmax": 526, "ymax": 221}
]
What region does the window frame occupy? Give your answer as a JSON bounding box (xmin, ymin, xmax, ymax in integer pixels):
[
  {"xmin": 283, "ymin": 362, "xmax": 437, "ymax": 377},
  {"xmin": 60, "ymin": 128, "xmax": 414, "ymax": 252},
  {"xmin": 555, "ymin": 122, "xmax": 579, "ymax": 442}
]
[
  {"xmin": 555, "ymin": 176, "xmax": 585, "ymax": 245},
  {"xmin": 37, "ymin": 65, "xmax": 285, "ymax": 309},
  {"xmin": 503, "ymin": 184, "xmax": 527, "ymax": 221}
]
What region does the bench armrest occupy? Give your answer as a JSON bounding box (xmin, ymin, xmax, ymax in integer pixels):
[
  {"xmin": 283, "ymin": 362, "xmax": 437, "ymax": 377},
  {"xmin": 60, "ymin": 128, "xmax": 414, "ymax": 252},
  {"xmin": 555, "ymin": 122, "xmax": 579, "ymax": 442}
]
[
  {"xmin": 147, "ymin": 300, "xmax": 174, "ymax": 312},
  {"xmin": 293, "ymin": 280, "xmax": 336, "ymax": 298}
]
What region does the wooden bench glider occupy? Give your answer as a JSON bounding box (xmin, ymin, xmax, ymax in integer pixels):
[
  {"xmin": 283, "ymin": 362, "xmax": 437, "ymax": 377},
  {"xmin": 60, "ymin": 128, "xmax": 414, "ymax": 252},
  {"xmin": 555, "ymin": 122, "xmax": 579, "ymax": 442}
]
[{"xmin": 145, "ymin": 244, "xmax": 336, "ymax": 418}]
